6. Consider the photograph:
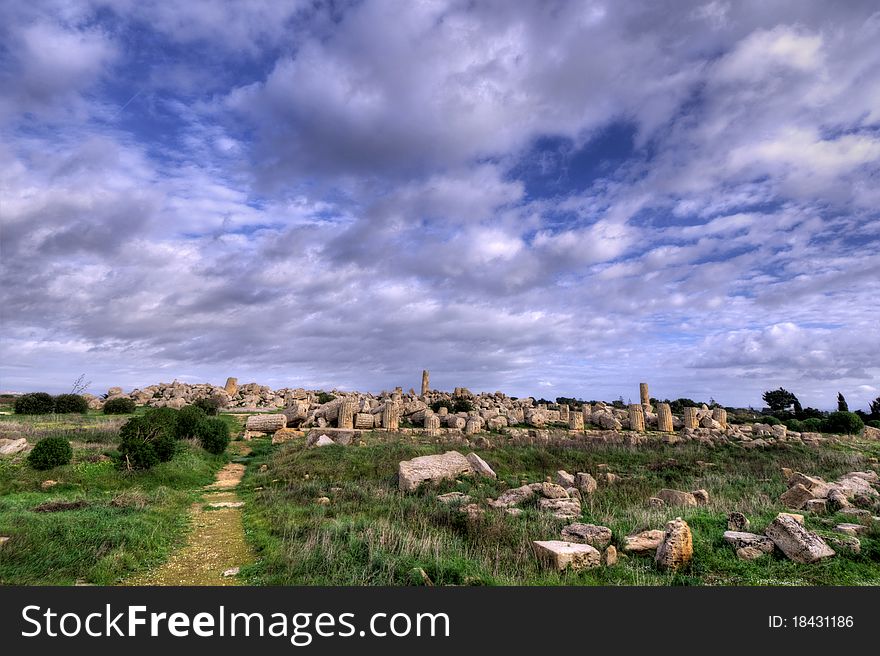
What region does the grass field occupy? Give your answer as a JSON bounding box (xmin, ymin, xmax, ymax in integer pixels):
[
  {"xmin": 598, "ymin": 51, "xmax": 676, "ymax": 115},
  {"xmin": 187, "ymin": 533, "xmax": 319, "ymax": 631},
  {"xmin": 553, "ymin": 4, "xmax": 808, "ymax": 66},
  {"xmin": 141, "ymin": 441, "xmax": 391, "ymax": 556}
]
[
  {"xmin": 239, "ymin": 432, "xmax": 880, "ymax": 586},
  {"xmin": 0, "ymin": 411, "xmax": 234, "ymax": 584}
]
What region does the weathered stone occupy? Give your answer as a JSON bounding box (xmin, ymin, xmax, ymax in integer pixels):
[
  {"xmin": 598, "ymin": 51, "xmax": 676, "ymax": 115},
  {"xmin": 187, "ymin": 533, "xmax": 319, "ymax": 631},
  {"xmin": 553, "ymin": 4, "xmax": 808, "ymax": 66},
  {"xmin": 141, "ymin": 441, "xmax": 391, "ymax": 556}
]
[
  {"xmin": 656, "ymin": 488, "xmax": 698, "ymax": 507},
  {"xmin": 835, "ymin": 523, "xmax": 867, "ymax": 536},
  {"xmin": 628, "ymin": 404, "xmax": 645, "ymax": 432},
  {"xmin": 655, "ymin": 518, "xmax": 693, "ymax": 571},
  {"xmin": 424, "ymin": 413, "xmax": 441, "ymax": 435},
  {"xmin": 723, "ymin": 531, "xmax": 775, "ymax": 553},
  {"xmin": 533, "ymin": 540, "xmax": 601, "ymax": 571},
  {"xmin": 727, "ymin": 512, "xmax": 750, "ymax": 531},
  {"xmin": 337, "ymin": 398, "xmax": 357, "ymax": 429},
  {"xmin": 648, "ymin": 496, "xmax": 665, "ymax": 508},
  {"xmin": 692, "ymin": 489, "xmax": 710, "ymax": 505},
  {"xmin": 805, "ymin": 498, "xmax": 828, "ymax": 514},
  {"xmin": 765, "ymin": 513, "xmax": 835, "ymax": 563},
  {"xmin": 575, "ymin": 472, "xmax": 597, "ymax": 494},
  {"xmin": 466, "ymin": 452, "xmax": 496, "ymax": 479},
  {"xmin": 560, "ymin": 523, "xmax": 612, "ymax": 548},
  {"xmin": 657, "ymin": 403, "xmax": 674, "ymax": 432},
  {"xmin": 437, "ymin": 492, "xmax": 470, "ymax": 504},
  {"xmin": 246, "ymin": 414, "xmax": 287, "ymax": 433},
  {"xmin": 555, "ymin": 470, "xmax": 576, "ymax": 487},
  {"xmin": 540, "ymin": 482, "xmax": 570, "ymax": 499},
  {"xmin": 464, "ymin": 417, "xmax": 481, "ymax": 435},
  {"xmin": 398, "ymin": 451, "xmax": 473, "ymax": 492},
  {"xmin": 568, "ymin": 411, "xmax": 584, "ymax": 431},
  {"xmin": 780, "ymin": 483, "xmax": 813, "ymax": 510},
  {"xmin": 711, "ymin": 407, "xmax": 728, "ymax": 430},
  {"xmin": 602, "ymin": 545, "xmax": 618, "ymax": 566},
  {"xmin": 0, "ymin": 438, "xmax": 28, "ymax": 456},
  {"xmin": 420, "ymin": 370, "xmax": 430, "ymax": 397},
  {"xmin": 310, "ymin": 435, "xmax": 335, "ymax": 448},
  {"xmin": 538, "ymin": 497, "xmax": 581, "ymax": 519},
  {"xmin": 623, "ymin": 529, "xmax": 665, "ymax": 553},
  {"xmin": 683, "ymin": 407, "xmax": 698, "ymax": 429},
  {"xmin": 492, "ymin": 485, "xmax": 535, "ymax": 508},
  {"xmin": 736, "ymin": 546, "xmax": 768, "ymax": 560},
  {"xmin": 224, "ymin": 377, "xmax": 238, "ymax": 397},
  {"xmin": 827, "ymin": 534, "xmax": 861, "ymax": 554},
  {"xmin": 827, "ymin": 488, "xmax": 850, "ymax": 510},
  {"xmin": 354, "ymin": 412, "xmax": 374, "ymax": 429},
  {"xmin": 382, "ymin": 400, "xmax": 399, "ymax": 430},
  {"xmin": 779, "ymin": 512, "xmax": 804, "ymax": 524}
]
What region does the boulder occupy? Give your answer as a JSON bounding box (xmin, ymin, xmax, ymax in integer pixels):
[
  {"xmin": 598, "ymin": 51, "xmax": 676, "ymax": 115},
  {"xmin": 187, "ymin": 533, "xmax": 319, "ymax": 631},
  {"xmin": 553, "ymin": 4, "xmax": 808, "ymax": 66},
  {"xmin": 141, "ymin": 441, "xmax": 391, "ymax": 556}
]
[
  {"xmin": 692, "ymin": 489, "xmax": 710, "ymax": 505},
  {"xmin": 736, "ymin": 546, "xmax": 768, "ymax": 560},
  {"xmin": 805, "ymin": 498, "xmax": 828, "ymax": 514},
  {"xmin": 0, "ymin": 438, "xmax": 28, "ymax": 456},
  {"xmin": 780, "ymin": 483, "xmax": 814, "ymax": 510},
  {"xmin": 727, "ymin": 512, "xmax": 750, "ymax": 531},
  {"xmin": 533, "ymin": 541, "xmax": 600, "ymax": 571},
  {"xmin": 560, "ymin": 523, "xmax": 612, "ymax": 548},
  {"xmin": 310, "ymin": 435, "xmax": 335, "ymax": 448},
  {"xmin": 555, "ymin": 470, "xmax": 576, "ymax": 487},
  {"xmin": 602, "ymin": 545, "xmax": 618, "ymax": 566},
  {"xmin": 656, "ymin": 489, "xmax": 697, "ymax": 507},
  {"xmin": 466, "ymin": 452, "xmax": 496, "ymax": 479},
  {"xmin": 246, "ymin": 414, "xmax": 287, "ymax": 433},
  {"xmin": 765, "ymin": 513, "xmax": 835, "ymax": 563},
  {"xmin": 623, "ymin": 529, "xmax": 665, "ymax": 553},
  {"xmin": 655, "ymin": 518, "xmax": 693, "ymax": 571},
  {"xmin": 437, "ymin": 492, "xmax": 471, "ymax": 504},
  {"xmin": 398, "ymin": 451, "xmax": 473, "ymax": 492},
  {"xmin": 540, "ymin": 482, "xmax": 570, "ymax": 499},
  {"xmin": 575, "ymin": 472, "xmax": 597, "ymax": 494},
  {"xmin": 835, "ymin": 523, "xmax": 867, "ymax": 537},
  {"xmin": 272, "ymin": 428, "xmax": 301, "ymax": 445},
  {"xmin": 723, "ymin": 531, "xmax": 775, "ymax": 554}
]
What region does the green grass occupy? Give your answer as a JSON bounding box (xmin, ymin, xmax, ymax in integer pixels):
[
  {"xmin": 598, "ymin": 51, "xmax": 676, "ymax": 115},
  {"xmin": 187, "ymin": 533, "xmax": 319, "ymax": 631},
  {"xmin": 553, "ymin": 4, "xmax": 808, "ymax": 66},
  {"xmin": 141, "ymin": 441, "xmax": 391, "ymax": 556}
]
[
  {"xmin": 239, "ymin": 433, "xmax": 880, "ymax": 586},
  {"xmin": 0, "ymin": 426, "xmax": 228, "ymax": 584}
]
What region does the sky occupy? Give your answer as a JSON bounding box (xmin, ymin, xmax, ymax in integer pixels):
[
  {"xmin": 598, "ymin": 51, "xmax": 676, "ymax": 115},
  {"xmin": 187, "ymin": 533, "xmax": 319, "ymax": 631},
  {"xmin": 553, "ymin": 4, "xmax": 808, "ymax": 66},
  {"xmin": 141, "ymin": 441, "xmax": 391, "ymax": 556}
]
[{"xmin": 1, "ymin": 0, "xmax": 879, "ymax": 410}]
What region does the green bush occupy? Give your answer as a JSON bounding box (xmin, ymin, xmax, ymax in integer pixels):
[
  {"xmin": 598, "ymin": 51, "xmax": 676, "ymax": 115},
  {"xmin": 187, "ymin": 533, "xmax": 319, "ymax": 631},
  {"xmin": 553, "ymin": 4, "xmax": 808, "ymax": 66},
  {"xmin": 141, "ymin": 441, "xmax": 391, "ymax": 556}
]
[
  {"xmin": 103, "ymin": 397, "xmax": 136, "ymax": 414},
  {"xmin": 868, "ymin": 420, "xmax": 880, "ymax": 429},
  {"xmin": 193, "ymin": 396, "xmax": 223, "ymax": 416},
  {"xmin": 760, "ymin": 415, "xmax": 782, "ymax": 426},
  {"xmin": 820, "ymin": 411, "xmax": 864, "ymax": 435},
  {"xmin": 784, "ymin": 418, "xmax": 804, "ymax": 432},
  {"xmin": 53, "ymin": 393, "xmax": 88, "ymax": 414},
  {"xmin": 14, "ymin": 392, "xmax": 55, "ymax": 415},
  {"xmin": 317, "ymin": 392, "xmax": 336, "ymax": 404},
  {"xmin": 175, "ymin": 405, "xmax": 207, "ymax": 439},
  {"xmin": 453, "ymin": 399, "xmax": 474, "ymax": 413},
  {"xmin": 27, "ymin": 436, "xmax": 73, "ymax": 470},
  {"xmin": 118, "ymin": 412, "xmax": 178, "ymax": 470},
  {"xmin": 430, "ymin": 399, "xmax": 455, "ymax": 413},
  {"xmin": 197, "ymin": 418, "xmax": 230, "ymax": 455},
  {"xmin": 801, "ymin": 417, "xmax": 823, "ymax": 432}
]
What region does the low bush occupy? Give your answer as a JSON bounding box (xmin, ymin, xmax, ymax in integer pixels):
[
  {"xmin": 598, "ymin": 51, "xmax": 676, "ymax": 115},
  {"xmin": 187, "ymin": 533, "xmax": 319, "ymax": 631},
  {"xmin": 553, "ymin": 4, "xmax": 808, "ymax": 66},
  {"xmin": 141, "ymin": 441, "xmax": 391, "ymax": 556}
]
[
  {"xmin": 868, "ymin": 420, "xmax": 880, "ymax": 429},
  {"xmin": 53, "ymin": 393, "xmax": 88, "ymax": 414},
  {"xmin": 784, "ymin": 418, "xmax": 804, "ymax": 432},
  {"xmin": 820, "ymin": 411, "xmax": 864, "ymax": 435},
  {"xmin": 317, "ymin": 392, "xmax": 336, "ymax": 404},
  {"xmin": 103, "ymin": 397, "xmax": 136, "ymax": 414},
  {"xmin": 430, "ymin": 399, "xmax": 455, "ymax": 413},
  {"xmin": 801, "ymin": 417, "xmax": 823, "ymax": 432},
  {"xmin": 453, "ymin": 399, "xmax": 474, "ymax": 413},
  {"xmin": 192, "ymin": 396, "xmax": 223, "ymax": 416},
  {"xmin": 118, "ymin": 412, "xmax": 178, "ymax": 470},
  {"xmin": 197, "ymin": 418, "xmax": 230, "ymax": 455},
  {"xmin": 13, "ymin": 392, "xmax": 55, "ymax": 415},
  {"xmin": 175, "ymin": 405, "xmax": 207, "ymax": 439},
  {"xmin": 27, "ymin": 436, "xmax": 73, "ymax": 470},
  {"xmin": 760, "ymin": 415, "xmax": 782, "ymax": 426}
]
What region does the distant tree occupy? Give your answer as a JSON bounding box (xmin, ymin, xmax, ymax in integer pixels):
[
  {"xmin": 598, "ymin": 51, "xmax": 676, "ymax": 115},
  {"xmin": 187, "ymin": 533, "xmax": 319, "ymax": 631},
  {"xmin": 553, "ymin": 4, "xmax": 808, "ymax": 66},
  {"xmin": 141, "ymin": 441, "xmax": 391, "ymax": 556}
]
[
  {"xmin": 70, "ymin": 374, "xmax": 91, "ymax": 395},
  {"xmin": 762, "ymin": 388, "xmax": 799, "ymax": 415},
  {"xmin": 837, "ymin": 392, "xmax": 848, "ymax": 412},
  {"xmin": 869, "ymin": 396, "xmax": 880, "ymax": 420}
]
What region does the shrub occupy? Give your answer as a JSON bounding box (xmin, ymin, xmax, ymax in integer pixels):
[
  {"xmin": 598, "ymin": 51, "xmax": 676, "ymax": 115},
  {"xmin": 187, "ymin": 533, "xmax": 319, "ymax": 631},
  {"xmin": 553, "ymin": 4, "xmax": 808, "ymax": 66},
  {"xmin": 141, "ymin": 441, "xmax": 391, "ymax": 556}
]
[
  {"xmin": 430, "ymin": 399, "xmax": 455, "ymax": 413},
  {"xmin": 13, "ymin": 392, "xmax": 55, "ymax": 415},
  {"xmin": 53, "ymin": 393, "xmax": 88, "ymax": 414},
  {"xmin": 27, "ymin": 436, "xmax": 73, "ymax": 470},
  {"xmin": 820, "ymin": 411, "xmax": 864, "ymax": 435},
  {"xmin": 801, "ymin": 417, "xmax": 823, "ymax": 432},
  {"xmin": 760, "ymin": 415, "xmax": 782, "ymax": 426},
  {"xmin": 784, "ymin": 418, "xmax": 804, "ymax": 432},
  {"xmin": 118, "ymin": 412, "xmax": 178, "ymax": 470},
  {"xmin": 868, "ymin": 420, "xmax": 880, "ymax": 429},
  {"xmin": 193, "ymin": 396, "xmax": 223, "ymax": 416},
  {"xmin": 197, "ymin": 418, "xmax": 230, "ymax": 455},
  {"xmin": 103, "ymin": 397, "xmax": 136, "ymax": 414},
  {"xmin": 317, "ymin": 392, "xmax": 336, "ymax": 404},
  {"xmin": 452, "ymin": 399, "xmax": 474, "ymax": 413},
  {"xmin": 175, "ymin": 405, "xmax": 208, "ymax": 439}
]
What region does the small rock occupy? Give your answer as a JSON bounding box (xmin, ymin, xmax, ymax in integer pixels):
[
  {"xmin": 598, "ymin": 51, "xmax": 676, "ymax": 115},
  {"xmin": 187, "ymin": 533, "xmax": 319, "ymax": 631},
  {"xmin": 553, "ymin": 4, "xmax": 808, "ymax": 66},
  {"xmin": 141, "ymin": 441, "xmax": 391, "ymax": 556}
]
[
  {"xmin": 491, "ymin": 484, "xmax": 535, "ymax": 508},
  {"xmin": 648, "ymin": 497, "xmax": 665, "ymax": 508},
  {"xmin": 41, "ymin": 480, "xmax": 58, "ymax": 490},
  {"xmin": 603, "ymin": 473, "xmax": 619, "ymax": 485},
  {"xmin": 827, "ymin": 535, "xmax": 861, "ymax": 555},
  {"xmin": 723, "ymin": 531, "xmax": 775, "ymax": 553},
  {"xmin": 222, "ymin": 567, "xmax": 240, "ymax": 577},
  {"xmin": 540, "ymin": 482, "xmax": 570, "ymax": 499},
  {"xmin": 692, "ymin": 489, "xmax": 710, "ymax": 505},
  {"xmin": 437, "ymin": 492, "xmax": 471, "ymax": 504},
  {"xmin": 207, "ymin": 501, "xmax": 244, "ymax": 509},
  {"xmin": 0, "ymin": 537, "xmax": 9, "ymax": 547},
  {"xmin": 505, "ymin": 507, "xmax": 523, "ymax": 517},
  {"xmin": 736, "ymin": 546, "xmax": 768, "ymax": 560},
  {"xmin": 656, "ymin": 489, "xmax": 697, "ymax": 507},
  {"xmin": 538, "ymin": 497, "xmax": 581, "ymax": 520},
  {"xmin": 311, "ymin": 435, "xmax": 336, "ymax": 448},
  {"xmin": 602, "ymin": 545, "xmax": 618, "ymax": 566},
  {"xmin": 655, "ymin": 517, "xmax": 693, "ymax": 572},
  {"xmin": 555, "ymin": 470, "xmax": 576, "ymax": 487},
  {"xmin": 398, "ymin": 451, "xmax": 473, "ymax": 492},
  {"xmin": 623, "ymin": 529, "xmax": 665, "ymax": 553},
  {"xmin": 780, "ymin": 483, "xmax": 813, "ymax": 510},
  {"xmin": 827, "ymin": 488, "xmax": 850, "ymax": 511},
  {"xmin": 834, "ymin": 523, "xmax": 867, "ymax": 536},
  {"xmin": 316, "ymin": 496, "xmax": 331, "ymax": 505},
  {"xmin": 838, "ymin": 507, "xmax": 871, "ymax": 519},
  {"xmin": 575, "ymin": 472, "xmax": 597, "ymax": 494},
  {"xmin": 0, "ymin": 438, "xmax": 28, "ymax": 456},
  {"xmin": 560, "ymin": 523, "xmax": 612, "ymax": 548},
  {"xmin": 779, "ymin": 512, "xmax": 804, "ymax": 524},
  {"xmin": 259, "ymin": 464, "xmax": 268, "ymax": 473},
  {"xmin": 533, "ymin": 540, "xmax": 601, "ymax": 571},
  {"xmin": 804, "ymin": 498, "xmax": 827, "ymax": 514},
  {"xmin": 460, "ymin": 503, "xmax": 485, "ymax": 519},
  {"xmin": 727, "ymin": 512, "xmax": 750, "ymax": 531}
]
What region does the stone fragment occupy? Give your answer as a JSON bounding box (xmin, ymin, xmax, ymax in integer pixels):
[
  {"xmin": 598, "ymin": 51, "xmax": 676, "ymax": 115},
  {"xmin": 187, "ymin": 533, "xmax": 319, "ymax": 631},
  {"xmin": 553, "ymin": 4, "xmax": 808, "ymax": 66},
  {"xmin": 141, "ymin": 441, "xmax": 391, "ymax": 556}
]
[
  {"xmin": 466, "ymin": 452, "xmax": 496, "ymax": 479},
  {"xmin": 623, "ymin": 529, "xmax": 665, "ymax": 553},
  {"xmin": 538, "ymin": 497, "xmax": 582, "ymax": 519},
  {"xmin": 555, "ymin": 470, "xmax": 576, "ymax": 487},
  {"xmin": 805, "ymin": 498, "xmax": 828, "ymax": 514},
  {"xmin": 655, "ymin": 518, "xmax": 693, "ymax": 571},
  {"xmin": 765, "ymin": 513, "xmax": 835, "ymax": 563},
  {"xmin": 780, "ymin": 483, "xmax": 813, "ymax": 510},
  {"xmin": 540, "ymin": 482, "xmax": 570, "ymax": 499},
  {"xmin": 628, "ymin": 404, "xmax": 645, "ymax": 432},
  {"xmin": 602, "ymin": 545, "xmax": 618, "ymax": 566},
  {"xmin": 560, "ymin": 523, "xmax": 612, "ymax": 548},
  {"xmin": 272, "ymin": 428, "xmax": 301, "ymax": 444},
  {"xmin": 492, "ymin": 484, "xmax": 535, "ymax": 508},
  {"xmin": 657, "ymin": 403, "xmax": 674, "ymax": 432},
  {"xmin": 835, "ymin": 523, "xmax": 867, "ymax": 536},
  {"xmin": 398, "ymin": 451, "xmax": 473, "ymax": 492},
  {"xmin": 656, "ymin": 488, "xmax": 698, "ymax": 507},
  {"xmin": 437, "ymin": 492, "xmax": 471, "ymax": 504},
  {"xmin": 723, "ymin": 531, "xmax": 775, "ymax": 553},
  {"xmin": 245, "ymin": 414, "xmax": 287, "ymax": 433},
  {"xmin": 575, "ymin": 473, "xmax": 597, "ymax": 494},
  {"xmin": 727, "ymin": 512, "xmax": 750, "ymax": 531},
  {"xmin": 533, "ymin": 540, "xmax": 601, "ymax": 571},
  {"xmin": 0, "ymin": 438, "xmax": 28, "ymax": 456},
  {"xmin": 692, "ymin": 489, "xmax": 710, "ymax": 505}
]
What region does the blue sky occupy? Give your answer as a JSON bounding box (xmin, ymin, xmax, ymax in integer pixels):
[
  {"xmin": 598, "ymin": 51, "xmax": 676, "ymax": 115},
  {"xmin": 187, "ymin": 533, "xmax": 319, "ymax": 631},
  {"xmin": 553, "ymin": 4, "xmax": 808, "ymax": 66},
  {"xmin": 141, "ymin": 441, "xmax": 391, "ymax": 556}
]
[{"xmin": 1, "ymin": 0, "xmax": 879, "ymax": 410}]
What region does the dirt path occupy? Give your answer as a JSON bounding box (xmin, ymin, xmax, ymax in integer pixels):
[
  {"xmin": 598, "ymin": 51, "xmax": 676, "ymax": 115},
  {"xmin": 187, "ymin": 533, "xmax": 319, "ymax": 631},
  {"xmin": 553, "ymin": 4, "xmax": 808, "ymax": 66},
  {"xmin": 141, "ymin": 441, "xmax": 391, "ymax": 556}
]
[{"xmin": 125, "ymin": 444, "xmax": 254, "ymax": 586}]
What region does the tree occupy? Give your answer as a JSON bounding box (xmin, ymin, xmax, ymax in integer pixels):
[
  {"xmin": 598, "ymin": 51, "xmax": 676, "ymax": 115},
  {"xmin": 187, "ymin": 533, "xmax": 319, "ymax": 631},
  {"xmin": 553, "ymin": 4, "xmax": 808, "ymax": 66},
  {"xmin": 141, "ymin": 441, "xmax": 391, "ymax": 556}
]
[
  {"xmin": 762, "ymin": 388, "xmax": 799, "ymax": 415},
  {"xmin": 837, "ymin": 392, "xmax": 848, "ymax": 412},
  {"xmin": 869, "ymin": 396, "xmax": 880, "ymax": 420}
]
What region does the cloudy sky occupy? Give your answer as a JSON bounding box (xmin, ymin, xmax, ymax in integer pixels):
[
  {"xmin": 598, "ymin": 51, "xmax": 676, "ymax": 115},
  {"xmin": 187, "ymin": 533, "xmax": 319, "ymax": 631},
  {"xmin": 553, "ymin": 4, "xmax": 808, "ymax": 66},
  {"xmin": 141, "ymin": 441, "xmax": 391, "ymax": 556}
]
[{"xmin": 1, "ymin": 1, "xmax": 879, "ymax": 409}]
